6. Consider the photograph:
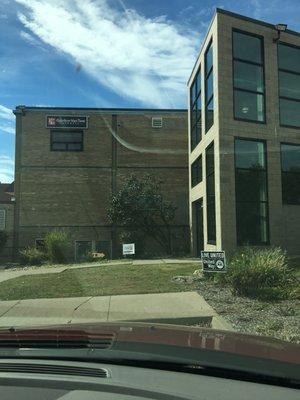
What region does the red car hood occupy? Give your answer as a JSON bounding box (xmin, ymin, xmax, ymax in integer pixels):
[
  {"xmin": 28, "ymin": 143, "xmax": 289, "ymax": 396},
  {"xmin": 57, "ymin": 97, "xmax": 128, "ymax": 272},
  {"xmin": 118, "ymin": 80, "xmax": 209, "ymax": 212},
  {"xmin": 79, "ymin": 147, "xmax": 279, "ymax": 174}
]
[{"xmin": 0, "ymin": 322, "xmax": 299, "ymax": 365}]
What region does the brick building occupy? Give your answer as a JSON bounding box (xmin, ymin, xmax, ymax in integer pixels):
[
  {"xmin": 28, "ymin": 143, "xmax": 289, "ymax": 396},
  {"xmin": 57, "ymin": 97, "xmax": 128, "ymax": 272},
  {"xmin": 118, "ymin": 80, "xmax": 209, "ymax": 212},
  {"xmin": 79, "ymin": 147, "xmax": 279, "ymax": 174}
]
[
  {"xmin": 0, "ymin": 182, "xmax": 15, "ymax": 261},
  {"xmin": 13, "ymin": 107, "xmax": 189, "ymax": 260},
  {"xmin": 188, "ymin": 9, "xmax": 300, "ymax": 257}
]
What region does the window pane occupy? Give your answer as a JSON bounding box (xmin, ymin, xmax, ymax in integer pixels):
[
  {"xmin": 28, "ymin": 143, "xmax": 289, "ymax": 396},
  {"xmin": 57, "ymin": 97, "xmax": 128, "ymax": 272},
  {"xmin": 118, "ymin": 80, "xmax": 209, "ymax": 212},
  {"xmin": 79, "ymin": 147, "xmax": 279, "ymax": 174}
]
[
  {"xmin": 206, "ymin": 97, "xmax": 214, "ymax": 132},
  {"xmin": 196, "ymin": 70, "xmax": 201, "ymax": 94},
  {"xmin": 234, "ymin": 90, "xmax": 264, "ymax": 122},
  {"xmin": 206, "ymin": 142, "xmax": 214, "ymax": 174},
  {"xmin": 196, "ymin": 94, "xmax": 201, "ymax": 110},
  {"xmin": 207, "ymin": 199, "xmax": 216, "ymax": 243},
  {"xmin": 234, "ymin": 61, "xmax": 263, "ymax": 92},
  {"xmin": 52, "ymin": 131, "xmax": 82, "ymax": 142},
  {"xmin": 233, "ymin": 31, "xmax": 262, "ymax": 64},
  {"xmin": 68, "ymin": 143, "xmax": 82, "ymax": 151},
  {"xmin": 235, "ymin": 139, "xmax": 265, "ymax": 169},
  {"xmin": 236, "ymin": 169, "xmax": 267, "ymax": 202},
  {"xmin": 52, "ymin": 142, "xmax": 67, "ymax": 150},
  {"xmin": 278, "ymin": 43, "xmax": 300, "ymax": 74},
  {"xmin": 279, "ymin": 71, "xmax": 300, "ymax": 100},
  {"xmin": 280, "ymin": 98, "xmax": 300, "ymax": 127},
  {"xmin": 206, "ymin": 72, "xmax": 213, "ymax": 101},
  {"xmin": 191, "ymin": 79, "xmax": 196, "ymax": 103},
  {"xmin": 205, "ymin": 43, "xmax": 213, "ymax": 75},
  {"xmin": 281, "ymin": 144, "xmax": 300, "ymax": 171},
  {"xmin": 236, "ymin": 202, "xmax": 268, "ymax": 245},
  {"xmin": 282, "ymin": 172, "xmax": 300, "ymax": 204},
  {"xmin": 191, "ymin": 156, "xmax": 202, "ymax": 187}
]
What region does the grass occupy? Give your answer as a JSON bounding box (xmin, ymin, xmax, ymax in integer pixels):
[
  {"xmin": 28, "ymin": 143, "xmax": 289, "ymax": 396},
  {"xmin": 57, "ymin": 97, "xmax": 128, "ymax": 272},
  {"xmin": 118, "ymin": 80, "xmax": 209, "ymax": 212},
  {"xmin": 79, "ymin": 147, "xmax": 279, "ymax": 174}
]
[{"xmin": 0, "ymin": 263, "xmax": 199, "ymax": 300}]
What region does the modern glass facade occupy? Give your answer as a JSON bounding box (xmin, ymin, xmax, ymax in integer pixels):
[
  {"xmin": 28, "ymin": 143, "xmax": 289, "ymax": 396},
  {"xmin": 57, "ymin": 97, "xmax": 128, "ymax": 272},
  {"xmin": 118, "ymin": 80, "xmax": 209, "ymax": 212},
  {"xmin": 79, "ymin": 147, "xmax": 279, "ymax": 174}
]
[
  {"xmin": 191, "ymin": 155, "xmax": 202, "ymax": 187},
  {"xmin": 190, "ymin": 68, "xmax": 201, "ymax": 150},
  {"xmin": 235, "ymin": 138, "xmax": 269, "ymax": 245},
  {"xmin": 281, "ymin": 143, "xmax": 300, "ymax": 204},
  {"xmin": 233, "ymin": 30, "xmax": 265, "ymax": 122},
  {"xmin": 278, "ymin": 43, "xmax": 300, "ymax": 128},
  {"xmin": 205, "ymin": 41, "xmax": 214, "ymax": 133},
  {"xmin": 206, "ymin": 142, "xmax": 216, "ymax": 243}
]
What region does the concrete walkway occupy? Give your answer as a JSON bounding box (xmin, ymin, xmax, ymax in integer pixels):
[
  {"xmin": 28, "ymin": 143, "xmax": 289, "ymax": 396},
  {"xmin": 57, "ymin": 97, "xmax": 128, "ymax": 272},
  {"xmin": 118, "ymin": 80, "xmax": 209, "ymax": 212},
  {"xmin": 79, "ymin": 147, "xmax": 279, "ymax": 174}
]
[{"xmin": 0, "ymin": 291, "xmax": 232, "ymax": 331}]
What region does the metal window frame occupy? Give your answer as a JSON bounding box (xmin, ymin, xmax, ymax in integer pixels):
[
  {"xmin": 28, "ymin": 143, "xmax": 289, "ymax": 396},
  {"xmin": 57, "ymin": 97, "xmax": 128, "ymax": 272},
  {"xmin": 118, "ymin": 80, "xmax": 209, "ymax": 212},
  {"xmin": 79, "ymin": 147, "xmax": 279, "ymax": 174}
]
[
  {"xmin": 234, "ymin": 137, "xmax": 270, "ymax": 246},
  {"xmin": 204, "ymin": 40, "xmax": 214, "ymax": 134},
  {"xmin": 278, "ymin": 41, "xmax": 300, "ymax": 128},
  {"xmin": 232, "ymin": 28, "xmax": 266, "ymax": 125},
  {"xmin": 205, "ymin": 141, "xmax": 216, "ymax": 244},
  {"xmin": 0, "ymin": 209, "xmax": 6, "ymax": 230},
  {"xmin": 190, "ymin": 67, "xmax": 202, "ymax": 151},
  {"xmin": 280, "ymin": 142, "xmax": 300, "ymax": 205},
  {"xmin": 50, "ymin": 130, "xmax": 84, "ymax": 152}
]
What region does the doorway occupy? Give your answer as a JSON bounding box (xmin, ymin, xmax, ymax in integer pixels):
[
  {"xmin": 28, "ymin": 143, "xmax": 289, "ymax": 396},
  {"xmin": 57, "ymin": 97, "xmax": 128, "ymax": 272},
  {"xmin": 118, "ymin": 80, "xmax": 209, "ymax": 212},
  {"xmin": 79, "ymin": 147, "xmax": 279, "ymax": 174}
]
[{"xmin": 192, "ymin": 199, "xmax": 204, "ymax": 257}]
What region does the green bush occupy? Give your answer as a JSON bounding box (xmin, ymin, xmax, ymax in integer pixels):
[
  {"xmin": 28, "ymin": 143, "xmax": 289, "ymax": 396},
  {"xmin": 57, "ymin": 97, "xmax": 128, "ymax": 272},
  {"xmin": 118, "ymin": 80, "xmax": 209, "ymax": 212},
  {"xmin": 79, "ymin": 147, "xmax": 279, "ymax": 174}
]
[
  {"xmin": 20, "ymin": 247, "xmax": 46, "ymax": 266},
  {"xmin": 223, "ymin": 247, "xmax": 293, "ymax": 299},
  {"xmin": 0, "ymin": 231, "xmax": 8, "ymax": 254},
  {"xmin": 44, "ymin": 230, "xmax": 70, "ymax": 264}
]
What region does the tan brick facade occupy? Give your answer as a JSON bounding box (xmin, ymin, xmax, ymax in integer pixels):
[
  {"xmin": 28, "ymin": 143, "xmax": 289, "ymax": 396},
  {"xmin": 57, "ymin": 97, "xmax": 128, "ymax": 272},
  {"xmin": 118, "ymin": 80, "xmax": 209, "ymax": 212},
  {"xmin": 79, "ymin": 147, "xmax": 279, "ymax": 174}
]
[
  {"xmin": 189, "ymin": 9, "xmax": 300, "ymax": 257},
  {"xmin": 13, "ymin": 107, "xmax": 189, "ymax": 259}
]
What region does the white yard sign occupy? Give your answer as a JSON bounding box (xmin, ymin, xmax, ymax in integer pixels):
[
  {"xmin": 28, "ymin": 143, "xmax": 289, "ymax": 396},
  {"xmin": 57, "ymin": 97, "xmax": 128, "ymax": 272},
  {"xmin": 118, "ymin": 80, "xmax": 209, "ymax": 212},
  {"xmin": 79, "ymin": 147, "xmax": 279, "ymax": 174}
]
[{"xmin": 122, "ymin": 243, "xmax": 135, "ymax": 255}]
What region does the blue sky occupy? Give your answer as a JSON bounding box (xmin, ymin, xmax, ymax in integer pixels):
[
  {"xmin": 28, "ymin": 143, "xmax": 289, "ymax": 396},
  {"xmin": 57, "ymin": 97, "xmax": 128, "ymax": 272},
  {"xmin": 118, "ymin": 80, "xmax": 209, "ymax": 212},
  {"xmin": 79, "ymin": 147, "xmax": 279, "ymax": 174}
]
[{"xmin": 1, "ymin": 0, "xmax": 300, "ymax": 182}]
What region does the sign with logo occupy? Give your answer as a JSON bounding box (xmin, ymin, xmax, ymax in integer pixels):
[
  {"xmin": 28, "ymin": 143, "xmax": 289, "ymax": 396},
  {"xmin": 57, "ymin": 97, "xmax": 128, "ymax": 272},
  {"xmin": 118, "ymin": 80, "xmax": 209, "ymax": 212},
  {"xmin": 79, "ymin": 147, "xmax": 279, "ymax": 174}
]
[
  {"xmin": 201, "ymin": 251, "xmax": 226, "ymax": 273},
  {"xmin": 46, "ymin": 115, "xmax": 88, "ymax": 129},
  {"xmin": 122, "ymin": 243, "xmax": 135, "ymax": 255}
]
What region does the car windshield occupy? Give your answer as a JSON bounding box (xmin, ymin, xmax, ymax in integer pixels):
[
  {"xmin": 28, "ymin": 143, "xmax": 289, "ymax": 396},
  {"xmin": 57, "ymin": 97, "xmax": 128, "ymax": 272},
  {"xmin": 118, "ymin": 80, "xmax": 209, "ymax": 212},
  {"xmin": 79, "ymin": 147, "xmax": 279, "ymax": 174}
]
[{"xmin": 0, "ymin": 0, "xmax": 299, "ymax": 371}]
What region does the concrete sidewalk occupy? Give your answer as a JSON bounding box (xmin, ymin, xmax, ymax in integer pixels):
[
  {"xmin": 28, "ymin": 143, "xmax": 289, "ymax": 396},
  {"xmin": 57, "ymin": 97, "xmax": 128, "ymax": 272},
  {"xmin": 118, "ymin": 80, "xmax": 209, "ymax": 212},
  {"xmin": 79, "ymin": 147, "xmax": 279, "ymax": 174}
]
[{"xmin": 0, "ymin": 291, "xmax": 232, "ymax": 331}]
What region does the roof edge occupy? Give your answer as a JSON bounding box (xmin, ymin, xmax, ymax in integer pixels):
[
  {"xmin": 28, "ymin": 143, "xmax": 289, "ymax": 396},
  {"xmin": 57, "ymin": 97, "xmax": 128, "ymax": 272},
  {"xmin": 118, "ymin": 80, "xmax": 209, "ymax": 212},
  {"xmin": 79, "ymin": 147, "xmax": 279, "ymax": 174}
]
[{"xmin": 14, "ymin": 106, "xmax": 187, "ymax": 112}]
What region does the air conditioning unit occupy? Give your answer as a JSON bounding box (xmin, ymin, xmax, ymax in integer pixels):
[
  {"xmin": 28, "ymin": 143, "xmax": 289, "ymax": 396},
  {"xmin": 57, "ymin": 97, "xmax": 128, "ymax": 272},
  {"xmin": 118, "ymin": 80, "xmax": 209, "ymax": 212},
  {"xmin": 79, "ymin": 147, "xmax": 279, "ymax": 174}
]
[{"xmin": 152, "ymin": 117, "xmax": 163, "ymax": 128}]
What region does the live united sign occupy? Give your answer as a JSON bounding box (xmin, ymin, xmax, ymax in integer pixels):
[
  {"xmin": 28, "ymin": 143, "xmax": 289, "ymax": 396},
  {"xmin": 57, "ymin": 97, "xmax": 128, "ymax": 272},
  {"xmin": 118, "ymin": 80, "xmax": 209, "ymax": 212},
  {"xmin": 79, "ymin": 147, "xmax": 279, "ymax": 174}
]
[{"xmin": 46, "ymin": 115, "xmax": 88, "ymax": 129}]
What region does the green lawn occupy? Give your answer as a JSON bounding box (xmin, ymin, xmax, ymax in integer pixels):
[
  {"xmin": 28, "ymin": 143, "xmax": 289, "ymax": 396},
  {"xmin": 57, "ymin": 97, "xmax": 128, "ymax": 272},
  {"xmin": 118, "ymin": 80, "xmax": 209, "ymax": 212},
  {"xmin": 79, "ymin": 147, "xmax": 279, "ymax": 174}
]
[{"xmin": 0, "ymin": 263, "xmax": 200, "ymax": 301}]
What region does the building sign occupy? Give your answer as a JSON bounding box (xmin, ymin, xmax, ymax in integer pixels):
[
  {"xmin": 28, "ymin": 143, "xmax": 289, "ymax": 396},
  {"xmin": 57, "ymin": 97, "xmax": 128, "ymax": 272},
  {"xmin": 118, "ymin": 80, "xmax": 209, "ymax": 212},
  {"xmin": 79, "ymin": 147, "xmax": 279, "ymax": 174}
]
[
  {"xmin": 122, "ymin": 243, "xmax": 135, "ymax": 255},
  {"xmin": 201, "ymin": 251, "xmax": 226, "ymax": 273},
  {"xmin": 46, "ymin": 115, "xmax": 88, "ymax": 129}
]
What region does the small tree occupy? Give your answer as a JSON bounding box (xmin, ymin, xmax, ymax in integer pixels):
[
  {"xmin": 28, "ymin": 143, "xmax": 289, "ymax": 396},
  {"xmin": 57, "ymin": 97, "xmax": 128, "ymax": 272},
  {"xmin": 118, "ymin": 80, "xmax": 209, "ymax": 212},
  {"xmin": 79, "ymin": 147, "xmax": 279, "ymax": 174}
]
[
  {"xmin": 0, "ymin": 231, "xmax": 8, "ymax": 254},
  {"xmin": 44, "ymin": 230, "xmax": 70, "ymax": 264},
  {"xmin": 108, "ymin": 175, "xmax": 177, "ymax": 255}
]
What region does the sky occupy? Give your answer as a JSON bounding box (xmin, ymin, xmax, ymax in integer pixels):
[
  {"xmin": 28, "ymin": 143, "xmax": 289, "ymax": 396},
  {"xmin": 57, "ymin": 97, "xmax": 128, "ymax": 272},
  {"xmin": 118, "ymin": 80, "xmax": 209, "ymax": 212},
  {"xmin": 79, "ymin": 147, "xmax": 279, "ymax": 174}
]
[{"xmin": 1, "ymin": 0, "xmax": 300, "ymax": 183}]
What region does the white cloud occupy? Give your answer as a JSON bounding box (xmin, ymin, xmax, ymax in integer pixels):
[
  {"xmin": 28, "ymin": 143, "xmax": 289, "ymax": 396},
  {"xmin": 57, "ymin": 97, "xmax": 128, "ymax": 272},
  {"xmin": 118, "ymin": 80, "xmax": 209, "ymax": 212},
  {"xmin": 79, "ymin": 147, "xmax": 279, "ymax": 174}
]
[
  {"xmin": 0, "ymin": 105, "xmax": 14, "ymax": 135},
  {"xmin": 0, "ymin": 155, "xmax": 14, "ymax": 183},
  {"xmin": 15, "ymin": 0, "xmax": 199, "ymax": 108}
]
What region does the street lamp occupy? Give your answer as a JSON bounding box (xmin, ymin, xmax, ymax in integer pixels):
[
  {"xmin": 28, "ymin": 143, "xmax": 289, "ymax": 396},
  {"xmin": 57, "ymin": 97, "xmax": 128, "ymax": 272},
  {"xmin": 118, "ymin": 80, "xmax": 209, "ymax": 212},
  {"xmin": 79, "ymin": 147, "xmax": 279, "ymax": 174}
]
[{"xmin": 273, "ymin": 23, "xmax": 288, "ymax": 42}]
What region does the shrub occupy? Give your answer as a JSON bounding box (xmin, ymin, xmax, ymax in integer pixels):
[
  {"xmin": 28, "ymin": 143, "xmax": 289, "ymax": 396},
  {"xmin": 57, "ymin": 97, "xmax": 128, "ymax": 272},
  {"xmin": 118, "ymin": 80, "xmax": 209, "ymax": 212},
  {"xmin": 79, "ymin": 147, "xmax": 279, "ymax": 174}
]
[
  {"xmin": 0, "ymin": 231, "xmax": 8, "ymax": 254},
  {"xmin": 20, "ymin": 247, "xmax": 46, "ymax": 266},
  {"xmin": 223, "ymin": 247, "xmax": 293, "ymax": 299},
  {"xmin": 44, "ymin": 230, "xmax": 70, "ymax": 264}
]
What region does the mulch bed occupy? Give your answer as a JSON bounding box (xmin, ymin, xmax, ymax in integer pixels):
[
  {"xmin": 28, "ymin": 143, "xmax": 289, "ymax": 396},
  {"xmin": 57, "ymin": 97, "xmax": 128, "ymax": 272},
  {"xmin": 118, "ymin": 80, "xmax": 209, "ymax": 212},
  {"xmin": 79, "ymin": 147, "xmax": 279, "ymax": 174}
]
[{"xmin": 197, "ymin": 279, "xmax": 300, "ymax": 343}]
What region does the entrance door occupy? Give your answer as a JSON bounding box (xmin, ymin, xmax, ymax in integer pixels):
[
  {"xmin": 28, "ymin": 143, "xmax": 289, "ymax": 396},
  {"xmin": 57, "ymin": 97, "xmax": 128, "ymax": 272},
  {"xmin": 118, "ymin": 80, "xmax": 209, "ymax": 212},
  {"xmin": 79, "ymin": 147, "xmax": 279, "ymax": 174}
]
[{"xmin": 193, "ymin": 199, "xmax": 204, "ymax": 257}]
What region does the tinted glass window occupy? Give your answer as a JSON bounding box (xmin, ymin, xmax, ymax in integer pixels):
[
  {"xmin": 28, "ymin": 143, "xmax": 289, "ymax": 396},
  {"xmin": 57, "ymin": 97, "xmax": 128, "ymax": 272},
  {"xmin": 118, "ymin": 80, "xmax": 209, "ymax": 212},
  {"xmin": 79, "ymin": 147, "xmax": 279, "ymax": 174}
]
[
  {"xmin": 51, "ymin": 130, "xmax": 83, "ymax": 151},
  {"xmin": 234, "ymin": 91, "xmax": 264, "ymax": 122},
  {"xmin": 235, "ymin": 139, "xmax": 265, "ymax": 169},
  {"xmin": 206, "ymin": 73, "xmax": 213, "ymax": 100},
  {"xmin": 280, "ymin": 98, "xmax": 300, "ymax": 127},
  {"xmin": 233, "ymin": 31, "xmax": 262, "ymax": 64},
  {"xmin": 279, "ymin": 71, "xmax": 300, "ymax": 100},
  {"xmin": 205, "ymin": 44, "xmax": 213, "ymax": 74},
  {"xmin": 191, "ymin": 156, "xmax": 202, "ymax": 187},
  {"xmin": 281, "ymin": 144, "xmax": 300, "ymax": 171},
  {"xmin": 234, "ymin": 61, "xmax": 264, "ymax": 92},
  {"xmin": 278, "ymin": 43, "xmax": 300, "ymax": 74}
]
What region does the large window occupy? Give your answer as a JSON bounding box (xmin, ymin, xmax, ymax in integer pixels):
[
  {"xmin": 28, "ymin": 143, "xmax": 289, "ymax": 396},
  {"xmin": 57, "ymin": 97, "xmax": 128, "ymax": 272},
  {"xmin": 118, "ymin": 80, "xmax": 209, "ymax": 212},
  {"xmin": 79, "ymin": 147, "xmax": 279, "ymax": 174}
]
[
  {"xmin": 51, "ymin": 130, "xmax": 83, "ymax": 151},
  {"xmin": 190, "ymin": 68, "xmax": 201, "ymax": 150},
  {"xmin": 0, "ymin": 209, "xmax": 5, "ymax": 231},
  {"xmin": 235, "ymin": 139, "xmax": 269, "ymax": 245},
  {"xmin": 205, "ymin": 142, "xmax": 216, "ymax": 243},
  {"xmin": 232, "ymin": 30, "xmax": 265, "ymax": 123},
  {"xmin": 205, "ymin": 41, "xmax": 214, "ymax": 133},
  {"xmin": 281, "ymin": 143, "xmax": 300, "ymax": 204},
  {"xmin": 278, "ymin": 43, "xmax": 300, "ymax": 128},
  {"xmin": 191, "ymin": 155, "xmax": 202, "ymax": 187}
]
